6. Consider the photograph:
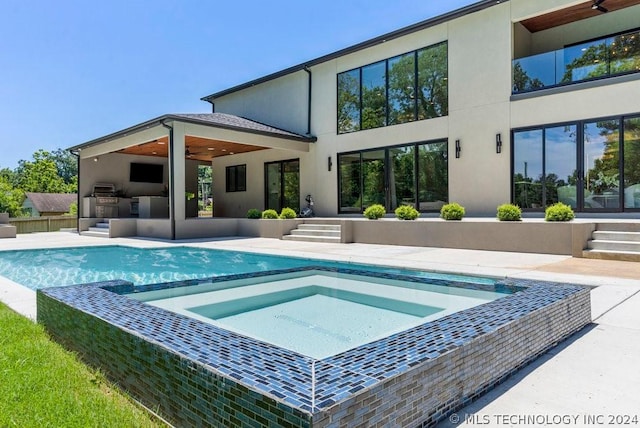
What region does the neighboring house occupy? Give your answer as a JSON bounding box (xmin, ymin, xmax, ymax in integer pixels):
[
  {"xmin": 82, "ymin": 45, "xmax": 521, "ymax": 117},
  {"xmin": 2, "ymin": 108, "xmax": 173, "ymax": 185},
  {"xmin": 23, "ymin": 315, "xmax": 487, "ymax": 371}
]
[
  {"xmin": 22, "ymin": 193, "xmax": 77, "ymax": 217},
  {"xmin": 68, "ymin": 0, "xmax": 640, "ymax": 239}
]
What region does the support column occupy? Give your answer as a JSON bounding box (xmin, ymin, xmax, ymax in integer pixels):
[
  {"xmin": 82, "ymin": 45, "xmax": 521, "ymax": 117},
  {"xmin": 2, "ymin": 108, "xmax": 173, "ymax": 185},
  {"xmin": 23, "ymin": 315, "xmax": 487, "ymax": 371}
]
[{"xmin": 170, "ymin": 122, "xmax": 186, "ymax": 223}]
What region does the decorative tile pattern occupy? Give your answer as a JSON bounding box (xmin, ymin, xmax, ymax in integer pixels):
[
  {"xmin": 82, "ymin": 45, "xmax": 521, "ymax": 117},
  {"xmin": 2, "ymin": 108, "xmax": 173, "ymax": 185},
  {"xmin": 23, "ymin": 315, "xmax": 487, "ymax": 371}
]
[{"xmin": 38, "ymin": 266, "xmax": 591, "ymax": 428}]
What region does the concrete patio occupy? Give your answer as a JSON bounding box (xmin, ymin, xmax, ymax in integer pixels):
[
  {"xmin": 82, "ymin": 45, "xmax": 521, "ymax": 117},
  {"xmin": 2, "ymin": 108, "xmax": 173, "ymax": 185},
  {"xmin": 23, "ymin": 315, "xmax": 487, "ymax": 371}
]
[{"xmin": 1, "ymin": 231, "xmax": 639, "ymax": 426}]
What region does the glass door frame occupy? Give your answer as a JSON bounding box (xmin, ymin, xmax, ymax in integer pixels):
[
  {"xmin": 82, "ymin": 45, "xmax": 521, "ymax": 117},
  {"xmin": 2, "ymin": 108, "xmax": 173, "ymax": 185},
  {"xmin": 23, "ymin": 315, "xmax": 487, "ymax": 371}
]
[
  {"xmin": 511, "ymin": 114, "xmax": 640, "ymax": 213},
  {"xmin": 264, "ymin": 159, "xmax": 300, "ymax": 213}
]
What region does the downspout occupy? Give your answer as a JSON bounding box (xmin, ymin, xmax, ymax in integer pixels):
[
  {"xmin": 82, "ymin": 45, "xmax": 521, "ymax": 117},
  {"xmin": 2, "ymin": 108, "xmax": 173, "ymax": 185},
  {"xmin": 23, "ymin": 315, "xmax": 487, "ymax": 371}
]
[
  {"xmin": 161, "ymin": 120, "xmax": 176, "ymax": 240},
  {"xmin": 70, "ymin": 149, "xmax": 80, "ymax": 235},
  {"xmin": 303, "ymin": 66, "xmax": 312, "ymax": 135}
]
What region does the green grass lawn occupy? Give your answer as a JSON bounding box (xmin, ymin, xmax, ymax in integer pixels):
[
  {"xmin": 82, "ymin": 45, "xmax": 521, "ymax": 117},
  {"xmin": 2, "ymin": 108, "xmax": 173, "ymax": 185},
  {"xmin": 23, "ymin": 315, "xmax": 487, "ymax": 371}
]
[{"xmin": 0, "ymin": 303, "xmax": 165, "ymax": 427}]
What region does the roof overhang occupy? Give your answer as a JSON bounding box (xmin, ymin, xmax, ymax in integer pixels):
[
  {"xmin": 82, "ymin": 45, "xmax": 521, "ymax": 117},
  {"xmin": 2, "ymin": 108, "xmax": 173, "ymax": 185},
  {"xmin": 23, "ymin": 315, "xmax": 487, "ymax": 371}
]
[
  {"xmin": 68, "ymin": 114, "xmax": 316, "ymax": 161},
  {"xmin": 519, "ymin": 0, "xmax": 640, "ymax": 33}
]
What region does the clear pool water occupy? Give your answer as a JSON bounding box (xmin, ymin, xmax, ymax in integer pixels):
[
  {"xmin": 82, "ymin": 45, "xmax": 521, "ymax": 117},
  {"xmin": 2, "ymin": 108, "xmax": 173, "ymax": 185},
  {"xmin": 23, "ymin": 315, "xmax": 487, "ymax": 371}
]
[
  {"xmin": 0, "ymin": 245, "xmax": 496, "ymax": 290},
  {"xmin": 130, "ymin": 270, "xmax": 506, "ymax": 359}
]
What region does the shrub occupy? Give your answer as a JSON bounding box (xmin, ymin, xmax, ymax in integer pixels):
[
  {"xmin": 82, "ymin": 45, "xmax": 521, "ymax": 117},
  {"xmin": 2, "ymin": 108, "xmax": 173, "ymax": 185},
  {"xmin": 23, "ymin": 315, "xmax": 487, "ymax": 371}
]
[
  {"xmin": 440, "ymin": 202, "xmax": 465, "ymax": 220},
  {"xmin": 545, "ymin": 202, "xmax": 575, "ymax": 222},
  {"xmin": 395, "ymin": 205, "xmax": 419, "ymax": 220},
  {"xmin": 497, "ymin": 203, "xmax": 522, "ymax": 221},
  {"xmin": 363, "ymin": 204, "xmax": 386, "ymax": 220},
  {"xmin": 261, "ymin": 209, "xmax": 279, "ymax": 219},
  {"xmin": 279, "ymin": 207, "xmax": 297, "ymax": 219},
  {"xmin": 246, "ymin": 208, "xmax": 261, "ymax": 219}
]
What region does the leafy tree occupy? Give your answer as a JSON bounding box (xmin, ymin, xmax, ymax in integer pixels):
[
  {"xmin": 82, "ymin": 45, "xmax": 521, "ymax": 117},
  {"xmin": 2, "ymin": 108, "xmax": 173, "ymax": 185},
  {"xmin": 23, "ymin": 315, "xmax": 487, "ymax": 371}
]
[
  {"xmin": 0, "ymin": 177, "xmax": 24, "ymax": 217},
  {"xmin": 51, "ymin": 148, "xmax": 78, "ymax": 184},
  {"xmin": 15, "ymin": 150, "xmax": 75, "ymax": 194}
]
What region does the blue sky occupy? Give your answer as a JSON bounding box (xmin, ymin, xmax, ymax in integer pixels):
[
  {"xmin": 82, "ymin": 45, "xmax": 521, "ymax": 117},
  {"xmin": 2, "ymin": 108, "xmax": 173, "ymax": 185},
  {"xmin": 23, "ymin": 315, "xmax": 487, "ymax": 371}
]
[{"xmin": 0, "ymin": 0, "xmax": 476, "ymax": 170}]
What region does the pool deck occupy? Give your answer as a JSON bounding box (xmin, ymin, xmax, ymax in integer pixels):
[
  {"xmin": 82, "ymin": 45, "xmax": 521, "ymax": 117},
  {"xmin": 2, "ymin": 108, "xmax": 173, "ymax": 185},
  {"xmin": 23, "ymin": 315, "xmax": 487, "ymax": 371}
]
[{"xmin": 1, "ymin": 231, "xmax": 639, "ymax": 426}]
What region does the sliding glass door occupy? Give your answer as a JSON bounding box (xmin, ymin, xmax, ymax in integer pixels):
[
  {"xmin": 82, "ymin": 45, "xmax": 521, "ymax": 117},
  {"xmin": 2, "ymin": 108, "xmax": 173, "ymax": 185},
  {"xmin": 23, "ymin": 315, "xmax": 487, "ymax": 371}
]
[
  {"xmin": 338, "ymin": 140, "xmax": 448, "ymax": 213},
  {"xmin": 512, "ymin": 114, "xmax": 640, "ymax": 212},
  {"xmin": 265, "ymin": 159, "xmax": 299, "ymax": 213}
]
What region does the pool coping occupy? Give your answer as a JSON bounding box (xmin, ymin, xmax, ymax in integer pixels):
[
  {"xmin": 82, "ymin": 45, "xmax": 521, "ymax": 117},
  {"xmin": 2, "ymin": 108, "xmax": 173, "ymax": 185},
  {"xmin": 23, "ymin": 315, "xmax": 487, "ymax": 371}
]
[{"xmin": 37, "ymin": 266, "xmax": 588, "ymax": 415}]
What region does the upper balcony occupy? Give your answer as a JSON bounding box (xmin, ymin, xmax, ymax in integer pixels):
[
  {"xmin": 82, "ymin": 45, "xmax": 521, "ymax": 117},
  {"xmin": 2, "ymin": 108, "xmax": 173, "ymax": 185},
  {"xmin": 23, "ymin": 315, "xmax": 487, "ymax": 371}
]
[
  {"xmin": 512, "ymin": 1, "xmax": 640, "ymax": 95},
  {"xmin": 513, "ymin": 30, "xmax": 640, "ymax": 94}
]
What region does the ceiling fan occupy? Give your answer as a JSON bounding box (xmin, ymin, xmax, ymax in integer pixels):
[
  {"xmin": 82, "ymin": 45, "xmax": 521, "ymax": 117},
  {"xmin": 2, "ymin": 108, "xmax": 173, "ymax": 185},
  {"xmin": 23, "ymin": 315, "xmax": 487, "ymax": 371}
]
[{"xmin": 591, "ymin": 0, "xmax": 608, "ymax": 13}]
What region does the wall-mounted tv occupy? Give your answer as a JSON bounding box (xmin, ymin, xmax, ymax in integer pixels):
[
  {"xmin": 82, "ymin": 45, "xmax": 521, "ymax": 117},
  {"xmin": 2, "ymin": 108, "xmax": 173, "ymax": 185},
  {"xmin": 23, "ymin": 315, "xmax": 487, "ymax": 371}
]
[{"xmin": 129, "ymin": 163, "xmax": 163, "ymax": 183}]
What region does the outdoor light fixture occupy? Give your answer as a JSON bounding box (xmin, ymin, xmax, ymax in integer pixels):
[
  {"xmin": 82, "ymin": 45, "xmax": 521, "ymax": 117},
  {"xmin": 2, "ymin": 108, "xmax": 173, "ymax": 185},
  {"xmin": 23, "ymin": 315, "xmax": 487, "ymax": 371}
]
[
  {"xmin": 455, "ymin": 139, "xmax": 461, "ymax": 158},
  {"xmin": 93, "ymin": 157, "xmax": 99, "ymax": 162},
  {"xmin": 328, "ymin": 156, "xmax": 333, "ymax": 171},
  {"xmin": 496, "ymin": 133, "xmax": 502, "ymax": 154}
]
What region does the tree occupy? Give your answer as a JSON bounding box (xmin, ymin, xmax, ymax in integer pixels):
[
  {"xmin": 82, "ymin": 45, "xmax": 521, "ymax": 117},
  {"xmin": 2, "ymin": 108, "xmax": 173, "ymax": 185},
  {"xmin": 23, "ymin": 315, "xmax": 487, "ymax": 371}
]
[
  {"xmin": 15, "ymin": 150, "xmax": 75, "ymax": 194},
  {"xmin": 51, "ymin": 148, "xmax": 78, "ymax": 184},
  {"xmin": 0, "ymin": 177, "xmax": 24, "ymax": 217}
]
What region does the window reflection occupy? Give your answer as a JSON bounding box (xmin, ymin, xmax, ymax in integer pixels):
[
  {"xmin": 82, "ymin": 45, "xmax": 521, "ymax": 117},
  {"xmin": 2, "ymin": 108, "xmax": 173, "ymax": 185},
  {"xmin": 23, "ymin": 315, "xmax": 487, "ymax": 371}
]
[
  {"xmin": 339, "ymin": 153, "xmax": 362, "ymax": 212},
  {"xmin": 418, "ymin": 43, "xmax": 448, "ymax": 120},
  {"xmin": 338, "ymin": 140, "xmax": 448, "ymax": 213},
  {"xmin": 389, "ymin": 145, "xmax": 415, "ymax": 210},
  {"xmin": 513, "ymin": 130, "xmax": 543, "ymax": 209},
  {"xmin": 337, "ymin": 42, "xmax": 448, "ymax": 134},
  {"xmin": 388, "ymin": 53, "xmax": 416, "ymax": 125},
  {"xmin": 337, "ymin": 70, "xmax": 360, "ymax": 133},
  {"xmin": 584, "ymin": 121, "xmax": 620, "ymax": 209},
  {"xmin": 545, "ymin": 126, "xmax": 577, "ymax": 207},
  {"xmin": 513, "ymin": 29, "xmax": 640, "ymax": 94},
  {"xmin": 623, "ymin": 117, "xmax": 640, "ymax": 209},
  {"xmin": 361, "ymin": 62, "xmax": 387, "ymax": 130}
]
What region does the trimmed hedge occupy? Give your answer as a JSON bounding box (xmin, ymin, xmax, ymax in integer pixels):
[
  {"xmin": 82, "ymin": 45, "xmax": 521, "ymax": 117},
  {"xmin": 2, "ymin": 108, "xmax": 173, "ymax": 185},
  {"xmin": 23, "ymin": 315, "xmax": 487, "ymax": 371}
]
[
  {"xmin": 497, "ymin": 204, "xmax": 522, "ymax": 221},
  {"xmin": 440, "ymin": 203, "xmax": 465, "ymax": 220},
  {"xmin": 363, "ymin": 204, "xmax": 386, "ymax": 220},
  {"xmin": 395, "ymin": 205, "xmax": 419, "ymax": 220},
  {"xmin": 545, "ymin": 203, "xmax": 575, "ymax": 222}
]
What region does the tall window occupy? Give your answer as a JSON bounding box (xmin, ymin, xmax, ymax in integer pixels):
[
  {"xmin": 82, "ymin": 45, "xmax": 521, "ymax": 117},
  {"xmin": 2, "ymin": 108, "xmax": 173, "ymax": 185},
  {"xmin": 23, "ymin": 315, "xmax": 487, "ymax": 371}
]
[
  {"xmin": 338, "ymin": 140, "xmax": 448, "ymax": 213},
  {"xmin": 225, "ymin": 164, "xmax": 246, "ymax": 192},
  {"xmin": 337, "ymin": 42, "xmax": 448, "ymax": 134}
]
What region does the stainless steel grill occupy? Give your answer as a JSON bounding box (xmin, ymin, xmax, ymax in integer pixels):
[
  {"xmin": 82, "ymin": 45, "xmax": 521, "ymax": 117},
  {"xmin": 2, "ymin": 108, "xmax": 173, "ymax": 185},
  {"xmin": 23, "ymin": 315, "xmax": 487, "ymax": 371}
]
[{"xmin": 92, "ymin": 183, "xmax": 118, "ymax": 217}]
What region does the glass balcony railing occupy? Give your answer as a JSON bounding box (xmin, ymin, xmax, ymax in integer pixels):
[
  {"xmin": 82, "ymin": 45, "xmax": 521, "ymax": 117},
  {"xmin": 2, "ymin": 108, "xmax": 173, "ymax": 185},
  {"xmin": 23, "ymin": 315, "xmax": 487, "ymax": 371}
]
[{"xmin": 513, "ymin": 30, "xmax": 640, "ymax": 94}]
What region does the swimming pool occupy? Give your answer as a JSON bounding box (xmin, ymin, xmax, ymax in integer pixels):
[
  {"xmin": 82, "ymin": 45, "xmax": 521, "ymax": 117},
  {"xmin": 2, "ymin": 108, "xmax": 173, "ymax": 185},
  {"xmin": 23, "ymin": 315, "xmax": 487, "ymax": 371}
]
[
  {"xmin": 0, "ymin": 245, "xmax": 495, "ymax": 290},
  {"xmin": 129, "ymin": 270, "xmax": 507, "ymax": 359}
]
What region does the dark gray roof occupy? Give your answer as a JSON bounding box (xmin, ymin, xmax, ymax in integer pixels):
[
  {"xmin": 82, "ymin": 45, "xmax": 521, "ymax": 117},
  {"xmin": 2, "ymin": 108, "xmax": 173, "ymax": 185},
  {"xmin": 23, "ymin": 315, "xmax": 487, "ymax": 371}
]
[
  {"xmin": 172, "ymin": 113, "xmax": 308, "ymax": 140},
  {"xmin": 201, "ymin": 0, "xmax": 504, "ymax": 102},
  {"xmin": 68, "ymin": 113, "xmax": 315, "ymax": 152},
  {"xmin": 25, "ymin": 193, "xmax": 77, "ymax": 213}
]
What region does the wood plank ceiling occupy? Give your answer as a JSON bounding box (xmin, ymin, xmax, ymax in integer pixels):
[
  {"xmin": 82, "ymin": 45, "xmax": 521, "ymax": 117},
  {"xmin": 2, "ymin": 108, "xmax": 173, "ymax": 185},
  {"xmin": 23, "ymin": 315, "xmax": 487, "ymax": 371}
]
[
  {"xmin": 117, "ymin": 136, "xmax": 268, "ymax": 162},
  {"xmin": 520, "ymin": 0, "xmax": 640, "ymax": 33}
]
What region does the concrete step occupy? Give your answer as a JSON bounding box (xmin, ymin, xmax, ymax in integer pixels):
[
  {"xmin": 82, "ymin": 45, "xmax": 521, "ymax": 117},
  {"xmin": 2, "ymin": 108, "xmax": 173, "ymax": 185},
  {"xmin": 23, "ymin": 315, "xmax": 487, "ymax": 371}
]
[
  {"xmin": 587, "ymin": 240, "xmax": 640, "ymax": 252},
  {"xmin": 592, "ymin": 231, "xmax": 640, "ymax": 242},
  {"xmin": 81, "ymin": 230, "xmax": 110, "ymax": 238},
  {"xmin": 282, "ymin": 235, "xmax": 341, "ymax": 243},
  {"xmin": 582, "ymin": 249, "xmax": 640, "ymax": 262},
  {"xmin": 290, "ymin": 229, "xmax": 341, "ymax": 237},
  {"xmin": 595, "ymin": 223, "xmax": 640, "ymax": 232},
  {"xmin": 297, "ymin": 224, "xmax": 341, "ymax": 231}
]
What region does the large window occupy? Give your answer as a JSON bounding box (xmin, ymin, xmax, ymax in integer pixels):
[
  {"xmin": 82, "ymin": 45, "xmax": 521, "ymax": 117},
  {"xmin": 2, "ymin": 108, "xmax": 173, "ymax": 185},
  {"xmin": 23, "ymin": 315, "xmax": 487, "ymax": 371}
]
[
  {"xmin": 337, "ymin": 42, "xmax": 448, "ymax": 134},
  {"xmin": 338, "ymin": 140, "xmax": 448, "ymax": 213},
  {"xmin": 225, "ymin": 164, "xmax": 246, "ymax": 192},
  {"xmin": 513, "ymin": 114, "xmax": 640, "ymax": 212}
]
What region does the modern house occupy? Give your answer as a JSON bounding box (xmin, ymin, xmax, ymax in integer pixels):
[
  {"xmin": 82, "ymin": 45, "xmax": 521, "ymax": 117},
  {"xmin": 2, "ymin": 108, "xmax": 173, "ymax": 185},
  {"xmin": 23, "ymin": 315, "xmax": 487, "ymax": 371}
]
[
  {"xmin": 69, "ymin": 0, "xmax": 640, "ymax": 241},
  {"xmin": 22, "ymin": 193, "xmax": 77, "ymax": 217}
]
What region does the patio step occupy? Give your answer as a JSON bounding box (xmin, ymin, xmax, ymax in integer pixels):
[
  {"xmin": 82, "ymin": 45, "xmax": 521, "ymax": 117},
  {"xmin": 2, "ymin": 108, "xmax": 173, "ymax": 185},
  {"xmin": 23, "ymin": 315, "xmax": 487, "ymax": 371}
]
[
  {"xmin": 583, "ymin": 226, "xmax": 640, "ymax": 261},
  {"xmin": 81, "ymin": 222, "xmax": 111, "ymax": 238},
  {"xmin": 282, "ymin": 223, "xmax": 341, "ymax": 243}
]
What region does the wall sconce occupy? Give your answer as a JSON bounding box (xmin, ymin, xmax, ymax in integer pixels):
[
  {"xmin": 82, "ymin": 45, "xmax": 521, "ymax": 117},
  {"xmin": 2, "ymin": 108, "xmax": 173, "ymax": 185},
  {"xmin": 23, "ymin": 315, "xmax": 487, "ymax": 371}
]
[
  {"xmin": 455, "ymin": 139, "xmax": 461, "ymax": 158},
  {"xmin": 93, "ymin": 157, "xmax": 99, "ymax": 162},
  {"xmin": 496, "ymin": 133, "xmax": 502, "ymax": 154},
  {"xmin": 327, "ymin": 156, "xmax": 333, "ymax": 171}
]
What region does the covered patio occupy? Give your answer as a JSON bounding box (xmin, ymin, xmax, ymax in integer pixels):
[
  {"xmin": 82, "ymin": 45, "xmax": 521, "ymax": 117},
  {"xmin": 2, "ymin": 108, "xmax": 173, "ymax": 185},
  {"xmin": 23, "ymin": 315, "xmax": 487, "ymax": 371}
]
[{"xmin": 69, "ymin": 113, "xmax": 315, "ymax": 240}]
